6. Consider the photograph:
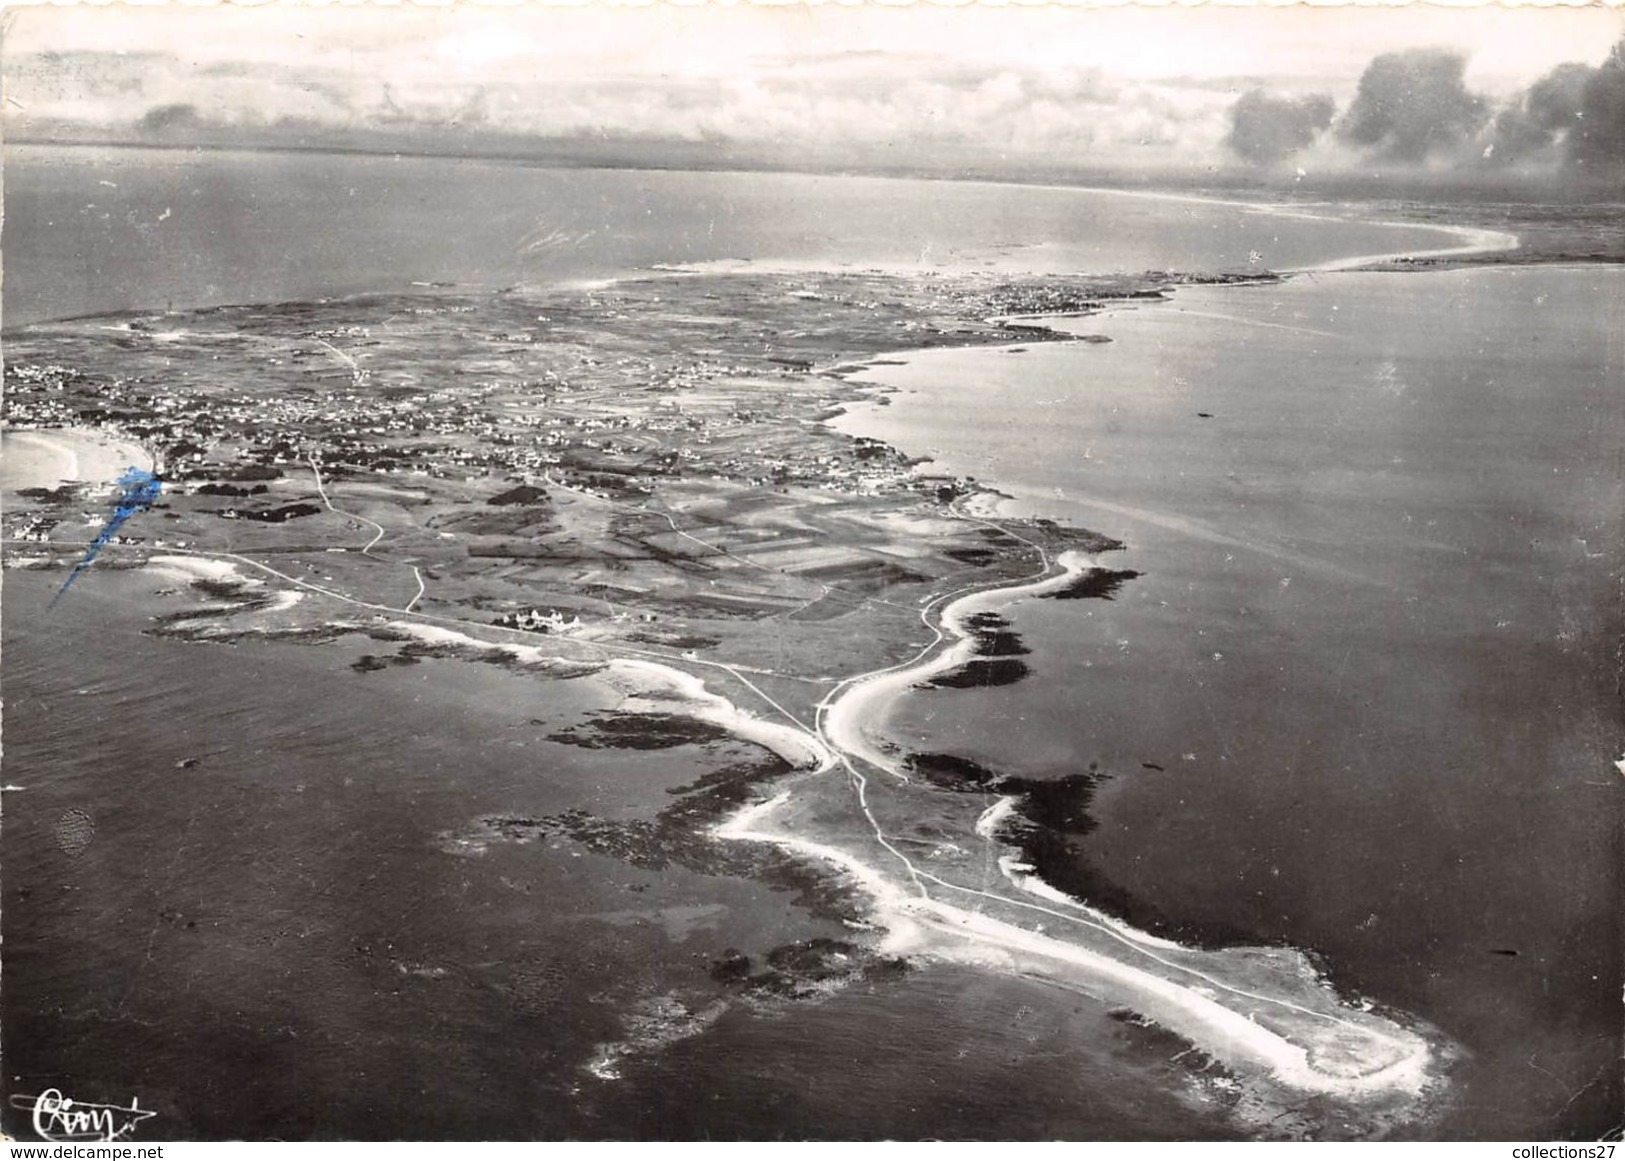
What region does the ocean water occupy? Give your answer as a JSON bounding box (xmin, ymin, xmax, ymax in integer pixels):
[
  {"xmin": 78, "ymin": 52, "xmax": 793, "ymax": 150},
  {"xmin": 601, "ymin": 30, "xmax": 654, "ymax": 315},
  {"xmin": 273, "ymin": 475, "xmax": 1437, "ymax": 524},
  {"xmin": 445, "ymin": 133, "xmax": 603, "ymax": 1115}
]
[
  {"xmin": 1, "ymin": 567, "xmax": 1245, "ymax": 1141},
  {"xmin": 835, "ymin": 265, "xmax": 1625, "ymax": 1138},
  {"xmin": 2, "ymin": 143, "xmax": 1460, "ymax": 327},
  {"xmin": 4, "ymin": 145, "xmax": 1618, "ymax": 1139},
  {"xmin": 1, "ymin": 568, "xmax": 856, "ymax": 1139}
]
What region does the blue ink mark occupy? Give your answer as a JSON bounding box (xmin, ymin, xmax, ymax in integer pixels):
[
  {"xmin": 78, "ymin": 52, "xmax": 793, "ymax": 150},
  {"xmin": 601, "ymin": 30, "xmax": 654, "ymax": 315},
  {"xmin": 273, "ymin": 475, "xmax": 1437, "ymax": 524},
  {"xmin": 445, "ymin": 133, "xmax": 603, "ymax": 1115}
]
[{"xmin": 51, "ymin": 466, "xmax": 162, "ymax": 607}]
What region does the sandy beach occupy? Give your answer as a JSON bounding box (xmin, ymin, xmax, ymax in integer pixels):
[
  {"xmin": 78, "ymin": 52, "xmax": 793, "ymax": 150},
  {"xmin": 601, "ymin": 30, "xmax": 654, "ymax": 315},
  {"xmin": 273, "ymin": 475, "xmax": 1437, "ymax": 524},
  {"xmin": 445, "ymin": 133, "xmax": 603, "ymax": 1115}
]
[
  {"xmin": 1, "ymin": 427, "xmax": 153, "ymax": 490},
  {"xmin": 713, "ymin": 543, "xmax": 1441, "ymax": 1107},
  {"xmin": 818, "ymin": 548, "xmax": 1097, "ymax": 779}
]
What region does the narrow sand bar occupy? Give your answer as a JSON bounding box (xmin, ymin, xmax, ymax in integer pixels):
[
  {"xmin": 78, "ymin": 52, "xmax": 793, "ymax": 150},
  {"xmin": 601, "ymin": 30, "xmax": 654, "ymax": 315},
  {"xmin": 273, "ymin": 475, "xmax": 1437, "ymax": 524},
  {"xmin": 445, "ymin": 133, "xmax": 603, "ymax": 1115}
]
[
  {"xmin": 723, "ymin": 536, "xmax": 1439, "ymax": 1104},
  {"xmin": 819, "ymin": 549, "xmax": 1097, "ymax": 779}
]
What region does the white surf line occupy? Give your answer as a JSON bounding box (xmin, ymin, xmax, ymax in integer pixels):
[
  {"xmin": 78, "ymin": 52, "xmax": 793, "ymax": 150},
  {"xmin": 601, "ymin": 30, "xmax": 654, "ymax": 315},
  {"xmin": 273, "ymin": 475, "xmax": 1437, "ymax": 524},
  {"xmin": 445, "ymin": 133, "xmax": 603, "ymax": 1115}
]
[
  {"xmin": 92, "ymin": 539, "xmax": 837, "ymax": 776},
  {"xmin": 647, "ymin": 181, "xmax": 1510, "ymax": 293},
  {"xmin": 1042, "ymin": 185, "xmax": 1518, "ymax": 275},
  {"xmin": 768, "ymin": 783, "xmax": 1425, "ymax": 1084},
  {"xmin": 1288, "ymin": 221, "xmax": 1519, "ymax": 275},
  {"xmin": 718, "ymin": 789, "xmax": 921, "ymax": 915},
  {"xmin": 806, "ymin": 553, "xmax": 1395, "ymax": 1034},
  {"xmin": 916, "ymin": 854, "xmax": 1367, "ymax": 1033},
  {"xmin": 815, "ymin": 510, "xmax": 1074, "ymax": 781},
  {"xmin": 716, "ymin": 523, "xmax": 1434, "ymax": 1094},
  {"xmin": 973, "ymin": 796, "xmax": 1019, "ymax": 839},
  {"xmin": 992, "ymin": 852, "xmax": 1183, "ymax": 952},
  {"xmin": 110, "ymin": 531, "xmax": 1425, "ymax": 1092},
  {"xmin": 819, "ymin": 554, "xmax": 1089, "ymax": 781},
  {"xmin": 906, "ymin": 898, "xmax": 1426, "ymax": 1094},
  {"xmin": 135, "ymin": 543, "xmax": 812, "ymax": 712},
  {"xmin": 710, "ymin": 524, "xmax": 1083, "ymax": 900},
  {"xmin": 602, "ymin": 656, "xmax": 832, "ymax": 771},
  {"xmin": 721, "ymin": 780, "xmax": 1425, "ymax": 1094}
]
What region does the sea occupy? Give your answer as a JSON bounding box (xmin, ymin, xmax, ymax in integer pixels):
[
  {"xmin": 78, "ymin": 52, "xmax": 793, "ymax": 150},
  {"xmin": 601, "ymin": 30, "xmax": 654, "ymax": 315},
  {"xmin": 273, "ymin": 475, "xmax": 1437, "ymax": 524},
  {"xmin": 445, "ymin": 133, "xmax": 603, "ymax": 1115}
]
[{"xmin": 3, "ymin": 143, "xmax": 1619, "ymax": 1140}]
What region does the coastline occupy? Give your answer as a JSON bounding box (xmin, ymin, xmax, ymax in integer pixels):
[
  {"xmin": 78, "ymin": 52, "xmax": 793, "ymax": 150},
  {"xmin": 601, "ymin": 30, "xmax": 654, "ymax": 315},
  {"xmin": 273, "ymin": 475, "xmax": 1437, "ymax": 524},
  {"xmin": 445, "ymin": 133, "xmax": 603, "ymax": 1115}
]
[
  {"xmin": 714, "ymin": 542, "xmax": 1441, "ymax": 1108},
  {"xmin": 2, "ymin": 185, "xmax": 1551, "ymax": 1131},
  {"xmin": 0, "ymin": 427, "xmax": 154, "ymax": 490},
  {"xmin": 703, "ymin": 210, "xmax": 1538, "ymax": 1115},
  {"xmin": 1290, "ymin": 220, "xmax": 1520, "ymax": 273},
  {"xmin": 818, "ymin": 547, "xmax": 1096, "ymax": 779}
]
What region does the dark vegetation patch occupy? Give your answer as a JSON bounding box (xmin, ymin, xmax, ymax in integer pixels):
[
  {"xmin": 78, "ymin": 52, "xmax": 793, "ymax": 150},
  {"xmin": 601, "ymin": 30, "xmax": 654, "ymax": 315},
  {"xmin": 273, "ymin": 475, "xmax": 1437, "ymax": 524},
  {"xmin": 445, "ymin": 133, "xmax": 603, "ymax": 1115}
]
[
  {"xmin": 647, "ymin": 593, "xmax": 783, "ymax": 621},
  {"xmin": 435, "ymin": 507, "xmax": 559, "ymax": 537},
  {"xmin": 398, "ymin": 638, "xmax": 600, "ymax": 678},
  {"xmin": 1029, "ymin": 518, "xmax": 1127, "ymax": 555},
  {"xmin": 796, "ymin": 559, "xmax": 930, "ymax": 588},
  {"xmin": 547, "ymin": 712, "xmax": 732, "ymax": 751},
  {"xmin": 190, "ymin": 577, "xmax": 253, "ymax": 600},
  {"xmin": 621, "ymin": 632, "xmax": 722, "ymax": 650},
  {"xmin": 943, "ymin": 547, "xmax": 999, "ymax": 565},
  {"xmin": 355, "ymin": 624, "xmax": 603, "ymax": 677},
  {"xmin": 351, "ymin": 652, "xmax": 423, "ymax": 674},
  {"xmin": 1013, "ymin": 769, "xmax": 1106, "ymax": 835},
  {"xmin": 15, "ymin": 484, "xmax": 84, "ymax": 503},
  {"xmin": 252, "ymin": 625, "xmax": 354, "ymax": 644},
  {"xmin": 214, "ymin": 464, "xmax": 283, "ymax": 482},
  {"xmin": 466, "ymin": 541, "xmax": 557, "ymax": 560},
  {"xmin": 487, "ymin": 484, "xmax": 550, "ymax": 506},
  {"xmin": 206, "ymin": 502, "xmax": 322, "ymax": 523},
  {"xmin": 194, "ymin": 482, "xmax": 271, "ymax": 497},
  {"xmin": 1048, "ymin": 568, "xmax": 1143, "ymax": 601}
]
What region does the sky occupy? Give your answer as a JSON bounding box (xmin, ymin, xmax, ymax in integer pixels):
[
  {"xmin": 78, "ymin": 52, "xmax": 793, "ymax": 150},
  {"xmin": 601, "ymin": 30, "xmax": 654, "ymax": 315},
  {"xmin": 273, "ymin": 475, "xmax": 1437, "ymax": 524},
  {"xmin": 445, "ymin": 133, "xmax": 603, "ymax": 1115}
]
[{"xmin": 4, "ymin": 2, "xmax": 1622, "ymax": 172}]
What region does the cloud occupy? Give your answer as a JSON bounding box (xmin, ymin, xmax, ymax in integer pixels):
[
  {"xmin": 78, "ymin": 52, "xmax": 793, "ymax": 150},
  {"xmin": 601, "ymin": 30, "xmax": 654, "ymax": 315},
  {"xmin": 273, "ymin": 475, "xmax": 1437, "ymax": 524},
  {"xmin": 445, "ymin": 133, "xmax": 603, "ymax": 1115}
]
[
  {"xmin": 138, "ymin": 103, "xmax": 202, "ymax": 134},
  {"xmin": 1224, "ymin": 90, "xmax": 1335, "ymax": 166},
  {"xmin": 1487, "ymin": 61, "xmax": 1592, "ymax": 166},
  {"xmin": 1338, "ymin": 49, "xmax": 1488, "ymax": 164},
  {"xmin": 1570, "ymin": 36, "xmax": 1625, "ymax": 172},
  {"xmin": 9, "ymin": 10, "xmax": 1619, "ymax": 183},
  {"xmin": 8, "ymin": 43, "xmax": 1237, "ymax": 172}
]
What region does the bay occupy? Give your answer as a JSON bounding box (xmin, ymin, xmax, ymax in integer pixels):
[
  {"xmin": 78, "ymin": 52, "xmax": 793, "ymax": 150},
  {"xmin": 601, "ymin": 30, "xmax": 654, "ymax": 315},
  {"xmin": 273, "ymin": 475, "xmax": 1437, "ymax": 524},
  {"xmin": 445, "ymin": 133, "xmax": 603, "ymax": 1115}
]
[
  {"xmin": 835, "ymin": 264, "xmax": 1625, "ymax": 1138},
  {"xmin": 4, "ymin": 143, "xmax": 1456, "ymax": 327}
]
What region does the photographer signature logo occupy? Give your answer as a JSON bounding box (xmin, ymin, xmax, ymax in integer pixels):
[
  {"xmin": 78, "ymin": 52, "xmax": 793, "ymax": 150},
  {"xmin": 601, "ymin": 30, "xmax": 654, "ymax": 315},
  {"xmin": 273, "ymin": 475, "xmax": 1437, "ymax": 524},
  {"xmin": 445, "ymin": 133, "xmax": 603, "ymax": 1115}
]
[{"xmin": 9, "ymin": 1089, "xmax": 156, "ymax": 1142}]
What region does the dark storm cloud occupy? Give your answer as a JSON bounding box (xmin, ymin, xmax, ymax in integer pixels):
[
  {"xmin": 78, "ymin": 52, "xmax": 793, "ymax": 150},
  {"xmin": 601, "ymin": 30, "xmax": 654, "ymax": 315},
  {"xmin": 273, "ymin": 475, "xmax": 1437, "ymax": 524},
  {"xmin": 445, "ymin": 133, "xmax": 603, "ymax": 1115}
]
[
  {"xmin": 1488, "ymin": 61, "xmax": 1592, "ymax": 165},
  {"xmin": 138, "ymin": 102, "xmax": 202, "ymax": 133},
  {"xmin": 1569, "ymin": 37, "xmax": 1625, "ymax": 172},
  {"xmin": 1338, "ymin": 49, "xmax": 1487, "ymax": 163},
  {"xmin": 1224, "ymin": 89, "xmax": 1335, "ymax": 165}
]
